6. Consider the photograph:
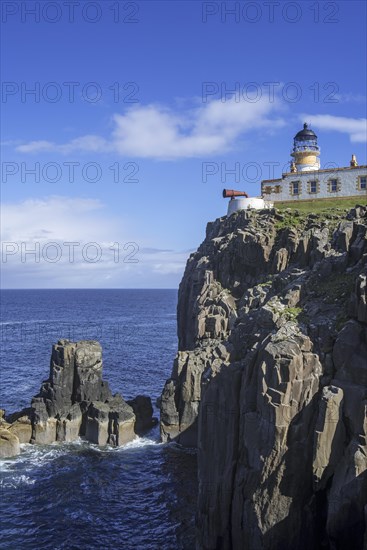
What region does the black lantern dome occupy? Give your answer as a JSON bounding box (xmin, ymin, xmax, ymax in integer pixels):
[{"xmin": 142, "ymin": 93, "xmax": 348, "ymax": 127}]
[
  {"xmin": 294, "ymin": 122, "xmax": 317, "ymax": 141},
  {"xmin": 292, "ymin": 122, "xmax": 319, "ymax": 153}
]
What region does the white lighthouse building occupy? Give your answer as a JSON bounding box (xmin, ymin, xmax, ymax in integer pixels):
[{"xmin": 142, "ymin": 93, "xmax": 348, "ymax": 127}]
[
  {"xmin": 261, "ymin": 123, "xmax": 367, "ymax": 204},
  {"xmin": 224, "ymin": 124, "xmax": 366, "ymax": 216}
]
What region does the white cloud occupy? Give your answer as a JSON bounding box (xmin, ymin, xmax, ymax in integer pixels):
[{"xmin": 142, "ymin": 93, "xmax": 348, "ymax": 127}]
[
  {"xmin": 334, "ymin": 93, "xmax": 366, "ymax": 104},
  {"xmin": 15, "ymin": 98, "xmax": 285, "ymax": 160},
  {"xmin": 0, "ymin": 196, "xmax": 188, "ymax": 288},
  {"xmin": 300, "ymin": 114, "xmax": 367, "ymax": 143},
  {"xmin": 17, "ymin": 135, "xmax": 110, "ymax": 154},
  {"xmin": 1, "ymin": 196, "xmax": 112, "ymax": 243}
]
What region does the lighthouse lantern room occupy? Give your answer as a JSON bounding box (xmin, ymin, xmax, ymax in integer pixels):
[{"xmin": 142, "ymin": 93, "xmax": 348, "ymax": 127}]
[{"xmin": 290, "ymin": 122, "xmax": 320, "ymax": 172}]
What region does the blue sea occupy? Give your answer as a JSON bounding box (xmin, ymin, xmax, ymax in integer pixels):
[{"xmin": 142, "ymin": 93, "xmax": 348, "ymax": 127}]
[{"xmin": 0, "ymin": 289, "xmax": 197, "ymax": 550}]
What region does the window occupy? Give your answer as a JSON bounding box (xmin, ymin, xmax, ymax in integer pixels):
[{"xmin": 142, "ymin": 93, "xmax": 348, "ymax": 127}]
[
  {"xmin": 328, "ymin": 178, "xmax": 340, "ymax": 193},
  {"xmin": 264, "ymin": 186, "xmax": 272, "ymax": 194},
  {"xmin": 275, "ymin": 185, "xmax": 281, "ymax": 194},
  {"xmin": 330, "ymin": 179, "xmax": 338, "ymax": 192},
  {"xmin": 291, "ymin": 181, "xmax": 300, "ymax": 195},
  {"xmin": 359, "ymin": 176, "xmax": 367, "ymax": 190},
  {"xmin": 309, "ymin": 180, "xmax": 317, "ymax": 194},
  {"xmin": 289, "ymin": 180, "xmax": 302, "ymax": 196}
]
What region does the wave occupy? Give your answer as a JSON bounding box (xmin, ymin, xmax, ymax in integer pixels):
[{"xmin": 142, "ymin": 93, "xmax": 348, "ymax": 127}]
[
  {"xmin": 120, "ymin": 436, "xmax": 162, "ymax": 450},
  {"xmin": 0, "ymin": 436, "xmax": 162, "ymax": 468},
  {"xmin": 81, "ymin": 435, "xmax": 162, "ymax": 454},
  {"xmin": 0, "ymin": 439, "xmax": 86, "ymax": 471},
  {"xmin": 0, "ymin": 320, "xmax": 59, "ymax": 326},
  {"xmin": 0, "ymin": 473, "xmax": 35, "ymax": 488}
]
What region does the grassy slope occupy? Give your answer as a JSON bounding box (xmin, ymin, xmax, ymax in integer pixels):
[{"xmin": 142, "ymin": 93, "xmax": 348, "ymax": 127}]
[{"xmin": 276, "ymin": 197, "xmax": 367, "ymax": 213}]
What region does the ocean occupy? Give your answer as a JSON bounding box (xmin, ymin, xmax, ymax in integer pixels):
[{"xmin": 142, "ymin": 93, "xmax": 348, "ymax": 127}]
[{"xmin": 0, "ymin": 289, "xmax": 197, "ymax": 550}]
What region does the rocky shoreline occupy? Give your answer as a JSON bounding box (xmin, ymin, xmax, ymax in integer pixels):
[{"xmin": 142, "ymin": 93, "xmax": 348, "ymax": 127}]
[
  {"xmin": 0, "ymin": 339, "xmax": 155, "ymax": 458},
  {"xmin": 160, "ymin": 205, "xmax": 367, "ymax": 549}
]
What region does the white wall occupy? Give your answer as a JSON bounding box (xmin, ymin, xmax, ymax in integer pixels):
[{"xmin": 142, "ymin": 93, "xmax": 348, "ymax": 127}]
[
  {"xmin": 261, "ymin": 166, "xmax": 367, "ymax": 203},
  {"xmin": 227, "ymin": 197, "xmax": 266, "ymax": 215}
]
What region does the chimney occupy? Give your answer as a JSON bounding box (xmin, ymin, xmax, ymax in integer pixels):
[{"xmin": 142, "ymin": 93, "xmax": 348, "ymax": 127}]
[{"xmin": 350, "ymin": 154, "xmax": 358, "ymax": 167}]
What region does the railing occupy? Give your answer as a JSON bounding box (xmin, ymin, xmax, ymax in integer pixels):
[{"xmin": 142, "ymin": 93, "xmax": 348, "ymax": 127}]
[{"xmin": 291, "ymin": 145, "xmax": 320, "ymax": 154}]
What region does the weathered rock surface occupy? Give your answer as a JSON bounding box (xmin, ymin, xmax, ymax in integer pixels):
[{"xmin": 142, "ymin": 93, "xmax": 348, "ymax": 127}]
[
  {"xmin": 0, "ymin": 428, "xmax": 20, "ymax": 458},
  {"xmin": 1, "ymin": 340, "xmax": 155, "ymax": 458},
  {"xmin": 128, "ymin": 395, "xmax": 157, "ymax": 434},
  {"xmin": 160, "ymin": 205, "xmax": 367, "ymax": 549}
]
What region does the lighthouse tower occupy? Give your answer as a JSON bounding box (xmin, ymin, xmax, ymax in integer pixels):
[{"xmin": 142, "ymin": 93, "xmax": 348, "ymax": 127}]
[{"xmin": 291, "ymin": 122, "xmax": 320, "ymax": 172}]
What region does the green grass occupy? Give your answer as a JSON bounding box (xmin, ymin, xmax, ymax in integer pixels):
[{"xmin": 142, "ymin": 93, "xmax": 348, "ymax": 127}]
[
  {"xmin": 258, "ymin": 280, "xmax": 273, "ymax": 287},
  {"xmin": 275, "ymin": 213, "xmax": 303, "ymax": 230},
  {"xmin": 276, "ymin": 197, "xmax": 367, "ymax": 214},
  {"xmin": 282, "ymin": 307, "xmax": 304, "ymax": 321}
]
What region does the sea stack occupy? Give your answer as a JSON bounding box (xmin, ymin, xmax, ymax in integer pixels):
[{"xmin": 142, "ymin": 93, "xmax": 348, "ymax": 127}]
[{"xmin": 0, "ymin": 340, "xmax": 154, "ymax": 457}]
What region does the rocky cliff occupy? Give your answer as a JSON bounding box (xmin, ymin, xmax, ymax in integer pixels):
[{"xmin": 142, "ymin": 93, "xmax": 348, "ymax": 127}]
[
  {"xmin": 1, "ymin": 340, "xmax": 154, "ymax": 457},
  {"xmin": 160, "ymin": 205, "xmax": 367, "ymax": 549}
]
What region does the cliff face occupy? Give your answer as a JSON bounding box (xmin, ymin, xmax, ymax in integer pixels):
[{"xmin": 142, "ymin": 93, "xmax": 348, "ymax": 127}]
[{"xmin": 160, "ymin": 205, "xmax": 367, "ymax": 549}]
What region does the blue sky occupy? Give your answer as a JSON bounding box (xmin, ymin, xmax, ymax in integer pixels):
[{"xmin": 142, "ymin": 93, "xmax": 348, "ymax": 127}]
[{"xmin": 1, "ymin": 0, "xmax": 366, "ymax": 288}]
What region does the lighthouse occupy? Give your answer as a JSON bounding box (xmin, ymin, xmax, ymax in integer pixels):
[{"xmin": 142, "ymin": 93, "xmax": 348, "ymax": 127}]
[
  {"xmin": 261, "ymin": 123, "xmax": 366, "ymax": 203},
  {"xmin": 291, "ymin": 122, "xmax": 320, "ymax": 172}
]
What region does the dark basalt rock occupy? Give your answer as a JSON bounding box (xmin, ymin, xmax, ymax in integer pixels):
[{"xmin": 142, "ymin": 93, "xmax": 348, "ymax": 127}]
[
  {"xmin": 127, "ymin": 395, "xmax": 157, "ymax": 434},
  {"xmin": 160, "ymin": 205, "xmax": 367, "ymax": 549}
]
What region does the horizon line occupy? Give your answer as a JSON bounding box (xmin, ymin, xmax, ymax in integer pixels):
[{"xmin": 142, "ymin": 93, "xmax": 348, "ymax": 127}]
[{"xmin": 0, "ymin": 287, "xmax": 179, "ymax": 291}]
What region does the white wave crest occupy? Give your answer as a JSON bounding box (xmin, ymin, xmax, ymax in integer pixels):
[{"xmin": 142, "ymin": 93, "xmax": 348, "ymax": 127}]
[{"xmin": 122, "ymin": 436, "xmax": 161, "ymax": 450}]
